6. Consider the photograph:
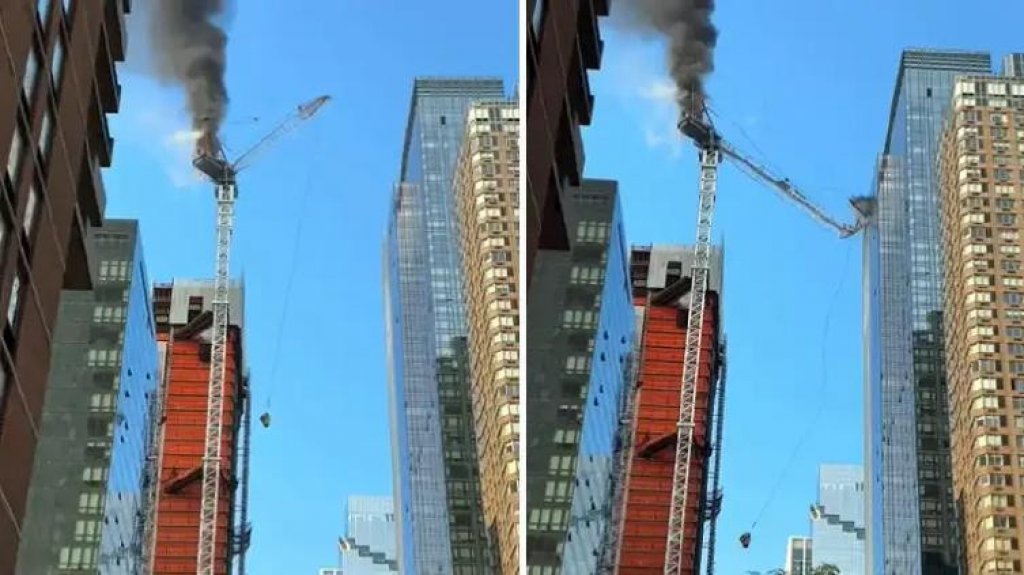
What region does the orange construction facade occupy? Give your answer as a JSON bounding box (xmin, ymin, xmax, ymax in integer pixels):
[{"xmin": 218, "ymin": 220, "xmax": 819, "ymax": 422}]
[
  {"xmin": 151, "ymin": 285, "xmax": 243, "ymax": 575},
  {"xmin": 618, "ymin": 290, "xmax": 721, "ymax": 574}
]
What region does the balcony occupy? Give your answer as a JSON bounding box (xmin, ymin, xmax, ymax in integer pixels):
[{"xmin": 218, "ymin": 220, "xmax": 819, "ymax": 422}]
[
  {"xmin": 88, "ymin": 100, "xmax": 113, "ymax": 168},
  {"xmin": 95, "ymin": 28, "xmax": 121, "ymax": 114},
  {"xmin": 577, "ymin": 0, "xmax": 605, "ymax": 70},
  {"xmin": 104, "ymin": 0, "xmax": 128, "ymax": 61}
]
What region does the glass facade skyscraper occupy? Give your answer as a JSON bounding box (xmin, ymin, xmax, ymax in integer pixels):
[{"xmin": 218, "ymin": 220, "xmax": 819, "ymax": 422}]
[
  {"xmin": 865, "ymin": 49, "xmax": 992, "ymax": 575},
  {"xmin": 812, "ymin": 465, "xmax": 866, "ymax": 575},
  {"xmin": 561, "ymin": 182, "xmax": 632, "ymax": 574},
  {"xmin": 339, "ymin": 496, "xmax": 399, "ymax": 574},
  {"xmin": 384, "ymin": 77, "xmax": 505, "ymax": 575},
  {"xmin": 15, "ymin": 220, "xmax": 158, "ymax": 574},
  {"xmin": 525, "ymin": 180, "xmax": 633, "ymax": 573}
]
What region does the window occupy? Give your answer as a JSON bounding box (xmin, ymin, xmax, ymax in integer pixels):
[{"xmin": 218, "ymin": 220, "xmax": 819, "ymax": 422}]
[
  {"xmin": 22, "ymin": 46, "xmax": 39, "ymax": 99},
  {"xmin": 973, "ymin": 396, "xmax": 1002, "ymax": 410},
  {"xmin": 978, "ymin": 494, "xmax": 1014, "ymax": 509},
  {"xmin": 564, "ymin": 355, "xmax": 589, "ymax": 374},
  {"xmin": 970, "ymin": 342, "xmax": 997, "ymax": 355},
  {"xmin": 37, "ymin": 0, "xmax": 50, "ymax": 25},
  {"xmin": 973, "ymin": 377, "xmax": 1000, "ymax": 392},
  {"xmin": 52, "ymin": 35, "xmax": 65, "ymax": 91},
  {"xmin": 976, "ymin": 434, "xmax": 1006, "ymax": 448},
  {"xmin": 6, "ymin": 125, "xmax": 25, "ymax": 184},
  {"xmin": 531, "ymin": 0, "xmax": 546, "ymax": 35},
  {"xmin": 23, "ymin": 186, "xmax": 39, "ymax": 238},
  {"xmin": 39, "ymin": 108, "xmax": 53, "ymax": 159},
  {"xmin": 6, "ymin": 273, "xmax": 23, "ymax": 327},
  {"xmin": 977, "ymin": 453, "xmax": 1008, "ymax": 467}
]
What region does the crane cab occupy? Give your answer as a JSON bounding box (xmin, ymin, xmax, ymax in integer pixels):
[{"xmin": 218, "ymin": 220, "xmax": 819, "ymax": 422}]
[
  {"xmin": 678, "ymin": 89, "xmax": 718, "ymax": 149},
  {"xmin": 192, "ymin": 131, "xmax": 236, "ymax": 185}
]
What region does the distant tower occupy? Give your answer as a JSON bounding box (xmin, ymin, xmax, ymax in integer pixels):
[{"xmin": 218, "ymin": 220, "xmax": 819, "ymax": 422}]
[
  {"xmin": 811, "ymin": 465, "xmax": 865, "ymax": 573},
  {"xmin": 339, "ymin": 496, "xmax": 399, "ymax": 574}
]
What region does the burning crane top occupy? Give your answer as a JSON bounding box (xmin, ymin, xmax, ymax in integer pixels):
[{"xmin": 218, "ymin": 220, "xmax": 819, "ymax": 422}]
[
  {"xmin": 149, "ymin": 0, "xmax": 230, "ymax": 158},
  {"xmin": 619, "ymin": 0, "xmax": 718, "ymax": 110}
]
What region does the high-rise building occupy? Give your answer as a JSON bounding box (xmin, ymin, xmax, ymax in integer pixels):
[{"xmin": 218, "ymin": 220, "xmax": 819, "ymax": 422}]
[
  {"xmin": 939, "ymin": 65, "xmax": 1024, "ymax": 574},
  {"xmin": 146, "ymin": 280, "xmax": 250, "ymax": 574},
  {"xmin": 811, "ymin": 465, "xmax": 866, "ymax": 574},
  {"xmin": 454, "ymin": 100, "xmax": 521, "ymax": 574},
  {"xmin": 615, "ymin": 244, "xmax": 725, "ymax": 574},
  {"xmin": 0, "ymin": 2, "xmax": 130, "ymax": 570},
  {"xmin": 864, "ymin": 48, "xmax": 993, "ymax": 575},
  {"xmin": 339, "ymin": 496, "xmax": 399, "ymax": 574},
  {"xmin": 14, "ymin": 221, "xmax": 156, "ymax": 574},
  {"xmin": 384, "ymin": 77, "xmax": 505, "ymax": 574},
  {"xmin": 785, "ymin": 536, "xmax": 813, "ymax": 575},
  {"xmin": 525, "ymin": 180, "xmax": 632, "ymax": 572},
  {"xmin": 1005, "ymin": 53, "xmax": 1024, "ymax": 78},
  {"xmin": 525, "ymin": 0, "xmax": 609, "ymax": 286}
]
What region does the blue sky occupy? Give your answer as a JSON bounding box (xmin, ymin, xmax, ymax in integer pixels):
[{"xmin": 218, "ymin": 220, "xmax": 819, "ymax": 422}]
[
  {"xmin": 585, "ymin": 0, "xmax": 1023, "ymax": 572},
  {"xmin": 105, "ymin": 1, "xmax": 515, "ymax": 572}
]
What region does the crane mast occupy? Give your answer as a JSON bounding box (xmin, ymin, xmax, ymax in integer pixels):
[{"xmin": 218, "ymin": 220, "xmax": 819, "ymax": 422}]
[
  {"xmin": 664, "ymin": 136, "xmax": 719, "ymax": 575},
  {"xmin": 194, "ymin": 154, "xmax": 237, "ymax": 575}
]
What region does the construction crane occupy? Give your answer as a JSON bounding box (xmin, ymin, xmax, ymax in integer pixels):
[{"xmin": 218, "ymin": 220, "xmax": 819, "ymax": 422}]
[
  {"xmin": 189, "ymin": 94, "xmax": 331, "ymax": 575},
  {"xmin": 661, "ymin": 89, "xmax": 871, "ymax": 575}
]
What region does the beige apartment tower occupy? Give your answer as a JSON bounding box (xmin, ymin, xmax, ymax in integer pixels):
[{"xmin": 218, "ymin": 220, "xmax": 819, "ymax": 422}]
[
  {"xmin": 455, "ymin": 100, "xmax": 520, "ymax": 574},
  {"xmin": 940, "ymin": 68, "xmax": 1024, "ymax": 573}
]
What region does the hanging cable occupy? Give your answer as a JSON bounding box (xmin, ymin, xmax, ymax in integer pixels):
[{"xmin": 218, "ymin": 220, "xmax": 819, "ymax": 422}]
[
  {"xmin": 262, "ymin": 169, "xmax": 314, "ymax": 416},
  {"xmin": 748, "ymin": 239, "xmax": 854, "ymax": 532}
]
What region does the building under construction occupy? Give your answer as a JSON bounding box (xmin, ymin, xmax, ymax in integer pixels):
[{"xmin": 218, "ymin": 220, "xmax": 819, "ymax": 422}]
[
  {"xmin": 613, "ymin": 244, "xmax": 725, "ymax": 574},
  {"xmin": 144, "ymin": 280, "xmax": 251, "ymax": 575}
]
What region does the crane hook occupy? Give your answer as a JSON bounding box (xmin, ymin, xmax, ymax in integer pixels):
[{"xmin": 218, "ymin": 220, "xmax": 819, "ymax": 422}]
[
  {"xmin": 259, "ymin": 412, "xmax": 271, "ymax": 428},
  {"xmin": 739, "ymin": 532, "xmax": 752, "ymax": 549}
]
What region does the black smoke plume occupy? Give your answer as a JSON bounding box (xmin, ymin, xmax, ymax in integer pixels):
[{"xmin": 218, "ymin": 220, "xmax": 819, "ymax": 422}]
[
  {"xmin": 150, "ymin": 0, "xmax": 229, "ymax": 140},
  {"xmin": 619, "ymin": 0, "xmax": 717, "ymax": 106}
]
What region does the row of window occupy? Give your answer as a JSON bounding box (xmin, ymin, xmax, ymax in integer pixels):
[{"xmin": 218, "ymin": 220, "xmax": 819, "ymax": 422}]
[
  {"xmin": 974, "ymin": 434, "xmax": 1024, "ymax": 449},
  {"xmin": 961, "ymin": 210, "xmax": 1022, "ymax": 229},
  {"xmin": 970, "ymin": 395, "xmax": 1024, "ymax": 410},
  {"xmin": 969, "ymin": 376, "xmax": 1024, "ymax": 392},
  {"xmin": 965, "ymin": 307, "xmax": 1024, "ymax": 321},
  {"xmin": 965, "ymin": 290, "xmax": 1024, "ymax": 306},
  {"xmin": 956, "ymin": 80, "xmax": 1024, "ymax": 98}
]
